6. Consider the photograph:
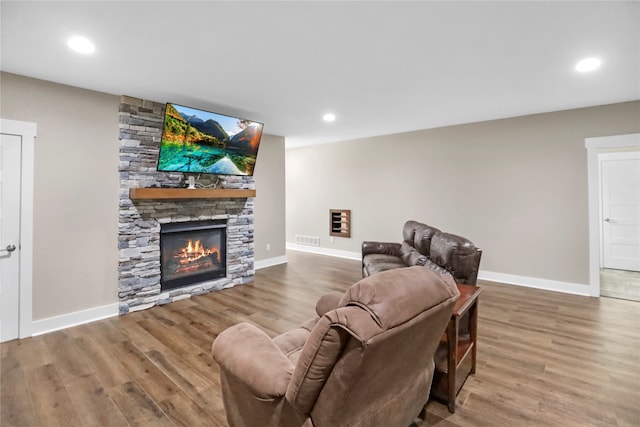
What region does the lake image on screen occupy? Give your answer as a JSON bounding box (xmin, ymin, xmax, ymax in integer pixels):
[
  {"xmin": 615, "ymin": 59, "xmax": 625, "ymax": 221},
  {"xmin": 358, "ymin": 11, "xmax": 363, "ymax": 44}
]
[{"xmin": 158, "ymin": 103, "xmax": 262, "ymax": 175}]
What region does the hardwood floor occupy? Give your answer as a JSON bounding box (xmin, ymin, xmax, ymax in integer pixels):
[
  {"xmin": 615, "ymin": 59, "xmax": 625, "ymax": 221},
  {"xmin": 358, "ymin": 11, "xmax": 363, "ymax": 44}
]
[{"xmin": 2, "ymin": 251, "xmax": 639, "ymax": 426}]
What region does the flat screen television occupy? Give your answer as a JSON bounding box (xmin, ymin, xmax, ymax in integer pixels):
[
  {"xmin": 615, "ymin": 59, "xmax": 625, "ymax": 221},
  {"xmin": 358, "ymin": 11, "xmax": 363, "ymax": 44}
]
[{"xmin": 157, "ymin": 103, "xmax": 263, "ymax": 176}]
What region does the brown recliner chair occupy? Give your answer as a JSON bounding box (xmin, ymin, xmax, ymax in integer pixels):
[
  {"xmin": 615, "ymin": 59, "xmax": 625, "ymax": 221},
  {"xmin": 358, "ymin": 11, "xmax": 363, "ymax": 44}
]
[{"xmin": 211, "ymin": 266, "xmax": 460, "ymax": 427}]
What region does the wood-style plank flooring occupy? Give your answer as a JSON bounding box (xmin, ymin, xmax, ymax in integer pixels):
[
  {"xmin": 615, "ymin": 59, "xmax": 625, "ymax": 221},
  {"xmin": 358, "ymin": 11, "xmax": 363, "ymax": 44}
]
[
  {"xmin": 2, "ymin": 251, "xmax": 639, "ymax": 426},
  {"xmin": 601, "ymin": 268, "xmax": 640, "ymax": 302}
]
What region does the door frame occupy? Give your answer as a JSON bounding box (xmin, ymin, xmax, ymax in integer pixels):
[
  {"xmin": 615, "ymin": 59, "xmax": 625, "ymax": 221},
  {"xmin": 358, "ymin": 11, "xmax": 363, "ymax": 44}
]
[
  {"xmin": 585, "ymin": 133, "xmax": 640, "ymax": 297},
  {"xmin": 0, "ymin": 118, "xmax": 35, "ymax": 338}
]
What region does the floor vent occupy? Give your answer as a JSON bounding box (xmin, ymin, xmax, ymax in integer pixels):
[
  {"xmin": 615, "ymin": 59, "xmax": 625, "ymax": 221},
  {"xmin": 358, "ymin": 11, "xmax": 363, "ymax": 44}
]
[{"xmin": 295, "ymin": 235, "xmax": 320, "ymax": 246}]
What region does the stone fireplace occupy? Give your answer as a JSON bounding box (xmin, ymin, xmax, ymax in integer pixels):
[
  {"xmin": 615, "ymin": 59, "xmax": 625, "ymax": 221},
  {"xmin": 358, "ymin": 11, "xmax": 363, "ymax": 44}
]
[{"xmin": 117, "ymin": 96, "xmax": 254, "ymax": 314}]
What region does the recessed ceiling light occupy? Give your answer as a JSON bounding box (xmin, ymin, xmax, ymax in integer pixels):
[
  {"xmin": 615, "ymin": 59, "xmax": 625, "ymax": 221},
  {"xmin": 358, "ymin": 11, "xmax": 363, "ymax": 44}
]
[
  {"xmin": 67, "ymin": 36, "xmax": 95, "ymax": 54},
  {"xmin": 323, "ymin": 113, "xmax": 336, "ymax": 122},
  {"xmin": 575, "ymin": 57, "xmax": 601, "ymax": 73}
]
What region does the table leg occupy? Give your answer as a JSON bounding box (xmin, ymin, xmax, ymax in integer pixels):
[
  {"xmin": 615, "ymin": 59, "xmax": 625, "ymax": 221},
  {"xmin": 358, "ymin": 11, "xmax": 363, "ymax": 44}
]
[
  {"xmin": 470, "ymin": 301, "xmax": 478, "ymax": 374},
  {"xmin": 446, "ymin": 318, "xmax": 457, "ymax": 413}
]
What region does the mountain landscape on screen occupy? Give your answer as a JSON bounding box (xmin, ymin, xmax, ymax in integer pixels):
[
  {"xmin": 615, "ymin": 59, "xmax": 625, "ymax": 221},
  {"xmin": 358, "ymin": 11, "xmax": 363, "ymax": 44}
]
[{"xmin": 158, "ymin": 103, "xmax": 263, "ymax": 176}]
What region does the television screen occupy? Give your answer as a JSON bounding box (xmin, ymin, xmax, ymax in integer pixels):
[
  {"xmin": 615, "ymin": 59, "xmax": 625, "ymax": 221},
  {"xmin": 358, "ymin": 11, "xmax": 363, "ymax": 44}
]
[{"xmin": 158, "ymin": 103, "xmax": 263, "ymax": 176}]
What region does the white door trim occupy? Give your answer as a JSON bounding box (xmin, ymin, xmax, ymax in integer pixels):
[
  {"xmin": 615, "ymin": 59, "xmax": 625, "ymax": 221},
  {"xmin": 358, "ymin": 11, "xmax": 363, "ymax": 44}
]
[
  {"xmin": 585, "ymin": 133, "xmax": 640, "ymax": 297},
  {"xmin": 0, "ymin": 119, "xmax": 35, "ymax": 338}
]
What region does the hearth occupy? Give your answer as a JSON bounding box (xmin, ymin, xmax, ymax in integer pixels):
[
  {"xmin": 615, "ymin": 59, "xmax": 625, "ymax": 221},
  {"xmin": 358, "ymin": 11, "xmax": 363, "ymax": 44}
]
[{"xmin": 160, "ymin": 220, "xmax": 227, "ymax": 291}]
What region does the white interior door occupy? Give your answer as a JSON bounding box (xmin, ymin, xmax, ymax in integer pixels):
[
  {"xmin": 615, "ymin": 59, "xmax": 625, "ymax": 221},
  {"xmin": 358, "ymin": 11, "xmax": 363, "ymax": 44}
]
[
  {"xmin": 600, "ymin": 151, "xmax": 640, "ymax": 272},
  {"xmin": 0, "ymin": 133, "xmax": 23, "ymax": 341}
]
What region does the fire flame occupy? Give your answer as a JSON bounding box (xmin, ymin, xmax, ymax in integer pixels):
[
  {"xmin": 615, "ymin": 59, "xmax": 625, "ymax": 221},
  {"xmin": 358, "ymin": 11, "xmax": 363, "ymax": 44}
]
[{"xmin": 175, "ymin": 239, "xmax": 218, "ymax": 265}]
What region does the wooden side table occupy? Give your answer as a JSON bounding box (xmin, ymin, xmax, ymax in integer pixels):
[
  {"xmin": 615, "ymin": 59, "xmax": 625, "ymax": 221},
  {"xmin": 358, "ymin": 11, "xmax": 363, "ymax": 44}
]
[{"xmin": 430, "ymin": 283, "xmax": 483, "ymax": 413}]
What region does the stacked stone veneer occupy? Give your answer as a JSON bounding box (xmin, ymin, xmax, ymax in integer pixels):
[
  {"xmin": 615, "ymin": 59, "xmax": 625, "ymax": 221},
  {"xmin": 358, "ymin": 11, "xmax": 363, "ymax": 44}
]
[{"xmin": 118, "ymin": 96, "xmax": 254, "ymax": 314}]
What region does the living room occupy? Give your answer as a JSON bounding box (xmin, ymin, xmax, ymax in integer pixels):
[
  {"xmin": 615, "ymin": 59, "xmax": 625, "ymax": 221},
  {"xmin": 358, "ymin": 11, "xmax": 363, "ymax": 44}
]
[{"xmin": 1, "ymin": 2, "xmax": 639, "ymax": 426}]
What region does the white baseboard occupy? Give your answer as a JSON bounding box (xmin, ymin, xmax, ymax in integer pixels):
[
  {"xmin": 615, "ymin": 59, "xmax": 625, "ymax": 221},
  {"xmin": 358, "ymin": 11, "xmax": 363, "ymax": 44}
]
[
  {"xmin": 31, "ymin": 303, "xmax": 119, "ymax": 337},
  {"xmin": 286, "ymin": 243, "xmax": 361, "ymax": 261},
  {"xmin": 478, "ymin": 271, "xmax": 593, "ymax": 296},
  {"xmin": 255, "ymin": 255, "xmax": 289, "ymax": 270}
]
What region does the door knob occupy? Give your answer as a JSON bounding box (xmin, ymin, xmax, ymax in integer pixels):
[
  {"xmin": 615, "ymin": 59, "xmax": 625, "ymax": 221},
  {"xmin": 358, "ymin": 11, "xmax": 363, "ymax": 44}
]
[
  {"xmin": 0, "ymin": 244, "xmax": 16, "ymax": 253},
  {"xmin": 604, "ymin": 218, "xmax": 617, "ymax": 223}
]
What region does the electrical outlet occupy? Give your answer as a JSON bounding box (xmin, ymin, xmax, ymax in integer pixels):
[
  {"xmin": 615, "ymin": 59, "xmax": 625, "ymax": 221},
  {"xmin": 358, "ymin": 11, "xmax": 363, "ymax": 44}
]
[
  {"xmin": 266, "ymin": 243, "xmax": 271, "ymax": 251},
  {"xmin": 330, "ymin": 236, "xmax": 334, "ymax": 243}
]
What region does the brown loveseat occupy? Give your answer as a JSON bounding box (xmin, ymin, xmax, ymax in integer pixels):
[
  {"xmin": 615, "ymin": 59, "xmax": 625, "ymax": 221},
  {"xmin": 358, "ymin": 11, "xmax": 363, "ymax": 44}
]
[
  {"xmin": 211, "ymin": 266, "xmax": 460, "ymax": 427},
  {"xmin": 362, "ymin": 220, "xmax": 482, "ymax": 285}
]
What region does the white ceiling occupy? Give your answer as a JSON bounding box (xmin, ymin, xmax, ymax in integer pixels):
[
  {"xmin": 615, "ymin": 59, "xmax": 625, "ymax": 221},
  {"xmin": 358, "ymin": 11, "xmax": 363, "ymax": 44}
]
[{"xmin": 1, "ymin": 1, "xmax": 639, "ymax": 148}]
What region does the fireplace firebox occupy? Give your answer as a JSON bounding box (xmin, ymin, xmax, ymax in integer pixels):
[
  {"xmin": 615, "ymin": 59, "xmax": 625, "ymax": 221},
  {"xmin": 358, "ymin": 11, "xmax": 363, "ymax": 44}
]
[{"xmin": 160, "ymin": 220, "xmax": 227, "ymax": 291}]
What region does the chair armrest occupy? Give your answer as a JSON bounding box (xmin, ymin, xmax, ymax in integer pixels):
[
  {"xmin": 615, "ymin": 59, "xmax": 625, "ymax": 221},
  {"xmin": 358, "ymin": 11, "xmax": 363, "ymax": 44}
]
[
  {"xmin": 316, "ymin": 292, "xmax": 343, "ymax": 316},
  {"xmin": 362, "ymin": 241, "xmax": 401, "ymax": 257},
  {"xmin": 212, "ymin": 322, "xmax": 294, "ymax": 398}
]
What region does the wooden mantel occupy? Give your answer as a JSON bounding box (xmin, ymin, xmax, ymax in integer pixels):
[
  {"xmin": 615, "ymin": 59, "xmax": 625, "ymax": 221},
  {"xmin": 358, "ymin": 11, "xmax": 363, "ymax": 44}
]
[{"xmin": 129, "ymin": 187, "xmax": 256, "ymax": 200}]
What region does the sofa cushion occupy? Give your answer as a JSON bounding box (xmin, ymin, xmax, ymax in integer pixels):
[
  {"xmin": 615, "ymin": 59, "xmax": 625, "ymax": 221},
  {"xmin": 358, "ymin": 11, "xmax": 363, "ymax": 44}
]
[
  {"xmin": 316, "ymin": 292, "xmax": 342, "ymax": 316},
  {"xmin": 363, "ymin": 253, "xmax": 405, "ymax": 266},
  {"xmin": 362, "ymin": 241, "xmax": 401, "ymax": 257},
  {"xmin": 430, "ymin": 232, "xmax": 477, "ymax": 272},
  {"xmin": 423, "ymin": 258, "xmax": 452, "ymax": 277},
  {"xmin": 273, "ymin": 318, "xmax": 317, "ymax": 362},
  {"xmin": 339, "ymin": 266, "xmax": 459, "ymax": 330},
  {"xmin": 399, "ymin": 242, "xmax": 427, "ymax": 266},
  {"xmin": 402, "ymin": 220, "xmax": 421, "ymax": 244},
  {"xmin": 286, "ymin": 313, "xmax": 351, "ymax": 413},
  {"xmin": 406, "ymin": 251, "xmax": 428, "ymax": 267},
  {"xmin": 414, "ymin": 224, "xmax": 441, "ymax": 257},
  {"xmin": 362, "ymin": 254, "xmax": 406, "ymax": 275}
]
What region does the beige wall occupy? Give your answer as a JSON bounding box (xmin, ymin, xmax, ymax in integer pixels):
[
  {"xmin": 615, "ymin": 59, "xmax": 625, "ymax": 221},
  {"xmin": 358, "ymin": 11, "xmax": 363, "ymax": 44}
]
[
  {"xmin": 286, "ymin": 101, "xmax": 640, "ymax": 286},
  {"xmin": 253, "ymin": 133, "xmax": 286, "ymax": 260},
  {"xmin": 1, "ymin": 68, "xmax": 636, "ymax": 316},
  {"xmin": 1, "ymin": 72, "xmax": 120, "ymax": 320},
  {"xmin": 1, "ymin": 72, "xmax": 288, "ymax": 321}
]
